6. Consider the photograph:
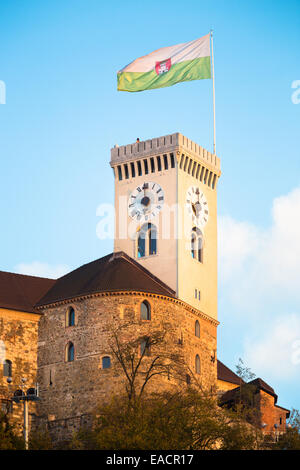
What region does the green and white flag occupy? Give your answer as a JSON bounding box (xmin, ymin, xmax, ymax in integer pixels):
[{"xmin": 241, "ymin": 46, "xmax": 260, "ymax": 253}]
[{"xmin": 117, "ymin": 33, "xmax": 211, "ymax": 92}]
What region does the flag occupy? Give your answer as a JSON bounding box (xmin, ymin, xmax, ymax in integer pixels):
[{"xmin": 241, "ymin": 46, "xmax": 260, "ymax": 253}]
[{"xmin": 117, "ymin": 33, "xmax": 211, "ymax": 92}]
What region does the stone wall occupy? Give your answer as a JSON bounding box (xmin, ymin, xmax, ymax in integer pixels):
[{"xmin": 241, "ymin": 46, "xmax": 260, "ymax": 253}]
[
  {"xmin": 259, "ymin": 390, "xmax": 288, "ymax": 436},
  {"xmin": 0, "ymin": 308, "xmax": 40, "ymax": 435},
  {"xmin": 36, "ymin": 292, "xmax": 218, "ymax": 441}
]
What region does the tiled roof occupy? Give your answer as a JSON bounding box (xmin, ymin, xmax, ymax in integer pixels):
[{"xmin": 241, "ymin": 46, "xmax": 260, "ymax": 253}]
[
  {"xmin": 0, "ymin": 271, "xmax": 56, "ymax": 314},
  {"xmin": 248, "ymin": 378, "xmax": 278, "ymax": 402},
  {"xmin": 217, "ymin": 360, "xmax": 244, "ymax": 386},
  {"xmin": 36, "ymin": 252, "xmax": 176, "ymax": 307},
  {"xmin": 219, "ymin": 377, "xmax": 279, "ymax": 405}
]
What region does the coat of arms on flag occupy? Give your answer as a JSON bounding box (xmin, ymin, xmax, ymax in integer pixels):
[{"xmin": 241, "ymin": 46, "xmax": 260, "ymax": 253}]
[{"xmin": 155, "ymin": 58, "xmax": 172, "ymax": 75}]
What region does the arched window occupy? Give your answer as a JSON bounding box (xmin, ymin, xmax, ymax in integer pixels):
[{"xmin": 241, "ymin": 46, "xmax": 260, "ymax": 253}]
[
  {"xmin": 137, "ymin": 223, "xmax": 157, "ymax": 258},
  {"xmin": 195, "ymin": 320, "xmax": 200, "ymax": 338},
  {"xmin": 140, "ymin": 300, "xmax": 151, "ymax": 320},
  {"xmin": 149, "ymin": 225, "xmax": 157, "ymax": 255},
  {"xmin": 191, "ymin": 232, "xmax": 196, "ymax": 258},
  {"xmin": 195, "ymin": 354, "xmax": 201, "ymax": 374},
  {"xmin": 66, "ymin": 307, "xmax": 75, "ymax": 327},
  {"xmin": 191, "ymin": 227, "xmax": 203, "ymax": 263},
  {"xmin": 102, "ymin": 356, "xmax": 111, "ymax": 369},
  {"xmin": 138, "ymin": 230, "xmax": 146, "ymax": 258},
  {"xmin": 3, "ymin": 360, "xmax": 12, "ymax": 377},
  {"xmin": 66, "ymin": 342, "xmax": 74, "ymax": 362}
]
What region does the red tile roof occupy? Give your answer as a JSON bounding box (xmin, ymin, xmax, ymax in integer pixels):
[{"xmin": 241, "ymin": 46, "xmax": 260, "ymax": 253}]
[
  {"xmin": 0, "ymin": 271, "xmax": 56, "ymax": 314},
  {"xmin": 217, "ymin": 360, "xmax": 244, "ymax": 386},
  {"xmin": 36, "ymin": 252, "xmax": 176, "ymax": 307}
]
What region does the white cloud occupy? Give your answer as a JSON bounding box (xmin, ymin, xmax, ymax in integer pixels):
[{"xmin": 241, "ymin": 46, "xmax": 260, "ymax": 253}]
[
  {"xmin": 219, "ymin": 186, "xmax": 300, "ymax": 308},
  {"xmin": 218, "ymin": 216, "xmax": 260, "ymax": 281},
  {"xmin": 15, "ymin": 261, "xmax": 70, "ymax": 279},
  {"xmin": 243, "ymin": 314, "xmax": 300, "ymax": 381},
  {"xmin": 218, "ymin": 185, "xmax": 300, "ymax": 391}
]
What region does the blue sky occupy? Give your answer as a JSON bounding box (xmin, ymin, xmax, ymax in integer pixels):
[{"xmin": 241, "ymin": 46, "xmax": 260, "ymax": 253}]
[{"xmin": 0, "ymin": 1, "xmax": 299, "ymax": 411}]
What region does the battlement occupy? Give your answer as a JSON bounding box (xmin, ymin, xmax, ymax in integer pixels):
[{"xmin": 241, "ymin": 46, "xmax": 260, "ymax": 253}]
[{"xmin": 110, "ymin": 132, "xmax": 221, "ymax": 173}]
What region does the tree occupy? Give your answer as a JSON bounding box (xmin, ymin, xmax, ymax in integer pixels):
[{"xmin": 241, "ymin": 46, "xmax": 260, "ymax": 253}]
[
  {"xmin": 233, "ymin": 358, "xmax": 263, "ymax": 429},
  {"xmin": 70, "ymin": 389, "xmax": 260, "ymax": 450},
  {"xmin": 0, "ymin": 410, "xmax": 25, "ymax": 450},
  {"xmin": 273, "ymin": 409, "xmax": 300, "ymax": 450},
  {"xmin": 28, "ymin": 430, "xmax": 53, "ymax": 450},
  {"xmin": 108, "ymin": 322, "xmax": 185, "ymax": 404},
  {"xmin": 236, "ymin": 358, "xmax": 256, "ymax": 382}
]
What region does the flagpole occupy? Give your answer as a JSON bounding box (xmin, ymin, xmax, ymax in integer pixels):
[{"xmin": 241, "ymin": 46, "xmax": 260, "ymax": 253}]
[{"xmin": 210, "ymin": 30, "xmax": 216, "ymax": 155}]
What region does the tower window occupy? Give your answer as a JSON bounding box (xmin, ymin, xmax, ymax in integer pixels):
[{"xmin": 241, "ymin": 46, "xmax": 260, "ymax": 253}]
[
  {"xmin": 191, "ymin": 232, "xmax": 196, "ymax": 259},
  {"xmin": 130, "ymin": 162, "xmax": 136, "ymax": 178},
  {"xmin": 195, "ymin": 354, "xmax": 201, "ymax": 374},
  {"xmin": 66, "ymin": 342, "xmax": 74, "ymax": 362},
  {"xmin": 212, "ymin": 174, "xmax": 216, "ymax": 189},
  {"xmin": 124, "ymin": 164, "xmax": 129, "ymax": 179},
  {"xmin": 3, "ymin": 360, "xmax": 12, "ymax": 377},
  {"xmin": 170, "ymin": 153, "xmax": 175, "ymax": 168},
  {"xmin": 140, "ymin": 300, "xmax": 151, "ymax": 320},
  {"xmin": 149, "ymin": 224, "xmax": 157, "ymax": 255},
  {"xmin": 157, "ymin": 156, "xmax": 162, "ymax": 172},
  {"xmin": 163, "ymin": 154, "xmax": 168, "ymax": 170},
  {"xmin": 102, "ymin": 356, "xmax": 111, "ymax": 369},
  {"xmin": 117, "ymin": 166, "xmax": 122, "ymax": 181},
  {"xmin": 200, "ymin": 166, "xmax": 205, "ymax": 182},
  {"xmin": 179, "ymin": 154, "xmax": 184, "ymax": 169},
  {"xmin": 137, "ymin": 160, "xmax": 142, "ymax": 176},
  {"xmin": 137, "ymin": 223, "xmax": 157, "ymax": 258},
  {"xmin": 138, "ymin": 232, "xmax": 146, "ymax": 258},
  {"xmin": 184, "ymin": 157, "xmax": 189, "ymax": 172},
  {"xmin": 150, "ymin": 157, "xmax": 155, "ymax": 173},
  {"xmin": 191, "ymin": 227, "xmax": 203, "ymax": 263},
  {"xmin": 195, "ymin": 320, "xmax": 200, "ymax": 338},
  {"xmin": 203, "ymin": 169, "xmax": 209, "ymax": 184},
  {"xmin": 143, "ymin": 159, "xmax": 149, "ymax": 175}
]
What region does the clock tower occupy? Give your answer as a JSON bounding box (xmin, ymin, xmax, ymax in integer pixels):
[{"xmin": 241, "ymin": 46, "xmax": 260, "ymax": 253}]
[{"xmin": 110, "ymin": 133, "xmax": 221, "ymax": 321}]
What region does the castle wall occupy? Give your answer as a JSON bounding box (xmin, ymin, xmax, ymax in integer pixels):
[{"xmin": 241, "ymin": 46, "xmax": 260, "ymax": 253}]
[
  {"xmin": 258, "ymin": 390, "xmax": 288, "ymax": 436},
  {"xmin": 36, "ymin": 293, "xmax": 217, "ymax": 440},
  {"xmin": 0, "ymin": 308, "xmax": 40, "ymax": 436}
]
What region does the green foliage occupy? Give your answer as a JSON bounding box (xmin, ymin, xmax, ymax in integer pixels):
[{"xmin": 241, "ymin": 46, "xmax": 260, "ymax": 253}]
[
  {"xmin": 273, "ymin": 428, "xmax": 300, "ymax": 450},
  {"xmin": 273, "ymin": 409, "xmax": 300, "ymax": 450},
  {"xmin": 0, "ymin": 411, "xmax": 25, "ymax": 450},
  {"xmin": 70, "ymin": 390, "xmax": 260, "ymax": 450},
  {"xmin": 28, "ymin": 430, "xmax": 53, "ymax": 450}
]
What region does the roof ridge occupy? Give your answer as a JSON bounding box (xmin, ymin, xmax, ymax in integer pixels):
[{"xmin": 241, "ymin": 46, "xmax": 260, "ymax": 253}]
[
  {"xmin": 111, "ymin": 251, "xmax": 175, "ymax": 295},
  {"xmin": 0, "ymin": 270, "xmax": 55, "ymax": 281}
]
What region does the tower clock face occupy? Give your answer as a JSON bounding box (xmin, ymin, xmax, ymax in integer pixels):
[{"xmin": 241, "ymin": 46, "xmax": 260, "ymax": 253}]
[
  {"xmin": 128, "ymin": 182, "xmax": 164, "ymax": 222},
  {"xmin": 186, "ymin": 186, "xmax": 209, "ymax": 228}
]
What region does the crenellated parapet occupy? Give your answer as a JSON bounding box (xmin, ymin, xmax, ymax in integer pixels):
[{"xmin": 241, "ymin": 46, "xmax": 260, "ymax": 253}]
[{"xmin": 110, "ymin": 132, "xmax": 221, "ymax": 190}]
